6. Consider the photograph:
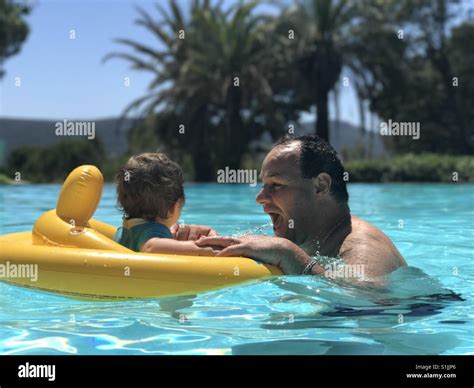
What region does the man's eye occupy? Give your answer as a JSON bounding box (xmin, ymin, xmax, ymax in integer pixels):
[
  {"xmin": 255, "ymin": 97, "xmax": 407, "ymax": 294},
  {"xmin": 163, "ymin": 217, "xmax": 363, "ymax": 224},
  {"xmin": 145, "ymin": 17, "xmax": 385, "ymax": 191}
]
[{"xmin": 261, "ymin": 183, "xmax": 282, "ymax": 190}]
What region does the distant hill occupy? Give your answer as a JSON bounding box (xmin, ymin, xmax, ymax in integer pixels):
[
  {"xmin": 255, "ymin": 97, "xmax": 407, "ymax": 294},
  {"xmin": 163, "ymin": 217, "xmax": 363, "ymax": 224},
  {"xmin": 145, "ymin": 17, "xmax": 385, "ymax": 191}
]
[
  {"xmin": 0, "ymin": 117, "xmax": 386, "ymax": 166},
  {"xmin": 250, "ymin": 120, "xmax": 386, "ymax": 159},
  {"xmin": 0, "ymin": 117, "xmax": 136, "ymax": 165},
  {"xmin": 299, "ymin": 120, "xmax": 386, "ymax": 158}
]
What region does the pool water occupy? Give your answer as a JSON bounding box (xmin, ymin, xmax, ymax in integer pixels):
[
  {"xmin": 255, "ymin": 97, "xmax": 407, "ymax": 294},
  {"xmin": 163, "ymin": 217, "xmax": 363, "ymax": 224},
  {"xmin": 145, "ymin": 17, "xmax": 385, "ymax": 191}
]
[{"xmin": 0, "ymin": 183, "xmax": 473, "ymax": 355}]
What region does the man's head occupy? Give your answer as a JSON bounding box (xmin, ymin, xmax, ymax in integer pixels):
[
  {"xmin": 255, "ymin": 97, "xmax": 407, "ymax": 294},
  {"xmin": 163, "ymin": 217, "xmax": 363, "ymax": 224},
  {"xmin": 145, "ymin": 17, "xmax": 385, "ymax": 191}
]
[
  {"xmin": 256, "ymin": 135, "xmax": 349, "ymax": 244},
  {"xmin": 116, "ymin": 153, "xmax": 185, "ymax": 223}
]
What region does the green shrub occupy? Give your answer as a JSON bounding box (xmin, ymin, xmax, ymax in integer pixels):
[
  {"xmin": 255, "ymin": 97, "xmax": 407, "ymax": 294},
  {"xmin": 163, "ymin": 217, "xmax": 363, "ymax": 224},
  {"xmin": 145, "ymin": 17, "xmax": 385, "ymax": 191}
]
[
  {"xmin": 345, "ymin": 154, "xmax": 474, "ymax": 182},
  {"xmin": 344, "ymin": 159, "xmax": 391, "ymax": 182},
  {"xmin": 101, "ymin": 155, "xmax": 130, "ymax": 182},
  {"xmin": 5, "ymin": 139, "xmax": 106, "ymax": 183},
  {"xmin": 0, "ymin": 173, "xmax": 14, "ymax": 184}
]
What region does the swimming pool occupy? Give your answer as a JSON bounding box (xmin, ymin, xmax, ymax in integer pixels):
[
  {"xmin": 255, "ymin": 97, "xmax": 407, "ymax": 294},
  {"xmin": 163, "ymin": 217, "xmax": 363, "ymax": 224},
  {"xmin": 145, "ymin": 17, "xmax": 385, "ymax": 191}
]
[{"xmin": 0, "ymin": 183, "xmax": 472, "ymax": 355}]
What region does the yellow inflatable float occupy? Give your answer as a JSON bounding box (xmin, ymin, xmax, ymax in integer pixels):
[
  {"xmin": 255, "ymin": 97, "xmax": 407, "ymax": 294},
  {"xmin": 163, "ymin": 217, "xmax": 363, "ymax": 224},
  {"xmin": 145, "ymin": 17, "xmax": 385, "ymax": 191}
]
[{"xmin": 0, "ymin": 166, "xmax": 282, "ymax": 299}]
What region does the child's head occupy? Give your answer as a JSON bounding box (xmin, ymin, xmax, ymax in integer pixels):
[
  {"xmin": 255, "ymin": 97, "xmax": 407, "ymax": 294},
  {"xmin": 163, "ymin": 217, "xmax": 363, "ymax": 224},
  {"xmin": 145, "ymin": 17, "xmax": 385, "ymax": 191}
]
[{"xmin": 116, "ymin": 153, "xmax": 185, "ymax": 225}]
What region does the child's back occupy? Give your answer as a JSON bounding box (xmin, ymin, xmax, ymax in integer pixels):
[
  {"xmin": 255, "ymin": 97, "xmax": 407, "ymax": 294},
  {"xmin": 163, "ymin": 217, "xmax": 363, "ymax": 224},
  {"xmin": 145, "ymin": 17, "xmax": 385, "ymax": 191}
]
[{"xmin": 115, "ymin": 153, "xmax": 215, "ymax": 256}]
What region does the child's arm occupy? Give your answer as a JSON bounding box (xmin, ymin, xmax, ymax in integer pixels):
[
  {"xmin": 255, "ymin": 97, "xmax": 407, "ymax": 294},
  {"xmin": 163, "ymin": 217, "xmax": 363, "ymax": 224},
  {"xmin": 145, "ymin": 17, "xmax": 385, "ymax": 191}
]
[
  {"xmin": 170, "ymin": 224, "xmax": 218, "ymax": 241},
  {"xmin": 140, "ymin": 238, "xmax": 217, "ymax": 256}
]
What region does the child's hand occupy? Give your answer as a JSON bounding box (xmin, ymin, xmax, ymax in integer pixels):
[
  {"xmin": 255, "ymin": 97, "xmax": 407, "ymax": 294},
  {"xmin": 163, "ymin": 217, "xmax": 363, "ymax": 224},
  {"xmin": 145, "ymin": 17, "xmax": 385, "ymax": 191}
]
[
  {"xmin": 170, "ymin": 224, "xmax": 219, "ymax": 241},
  {"xmin": 191, "ymin": 242, "xmax": 220, "ymax": 256}
]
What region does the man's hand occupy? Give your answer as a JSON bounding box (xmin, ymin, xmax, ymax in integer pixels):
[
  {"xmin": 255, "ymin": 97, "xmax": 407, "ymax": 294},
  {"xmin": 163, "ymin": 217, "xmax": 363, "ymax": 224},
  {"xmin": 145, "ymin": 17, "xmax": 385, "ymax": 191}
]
[
  {"xmin": 170, "ymin": 224, "xmax": 218, "ymax": 241},
  {"xmin": 196, "ymin": 235, "xmax": 282, "ymax": 265},
  {"xmin": 196, "ymin": 235, "xmax": 319, "ymax": 275}
]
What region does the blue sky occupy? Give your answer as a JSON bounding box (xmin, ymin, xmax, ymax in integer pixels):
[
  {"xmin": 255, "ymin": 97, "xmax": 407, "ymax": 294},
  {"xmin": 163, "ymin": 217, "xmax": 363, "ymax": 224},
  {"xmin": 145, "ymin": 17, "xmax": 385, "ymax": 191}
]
[{"xmin": 6, "ymin": 0, "xmax": 468, "ymax": 127}]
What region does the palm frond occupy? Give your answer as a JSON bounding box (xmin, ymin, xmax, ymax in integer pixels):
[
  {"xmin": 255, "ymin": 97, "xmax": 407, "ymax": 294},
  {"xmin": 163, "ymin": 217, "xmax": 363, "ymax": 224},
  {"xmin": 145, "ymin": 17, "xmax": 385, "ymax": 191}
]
[
  {"xmin": 135, "ymin": 6, "xmax": 174, "ymax": 47},
  {"xmin": 102, "ymin": 52, "xmax": 159, "ymax": 75},
  {"xmin": 113, "ymin": 38, "xmax": 170, "ymax": 63}
]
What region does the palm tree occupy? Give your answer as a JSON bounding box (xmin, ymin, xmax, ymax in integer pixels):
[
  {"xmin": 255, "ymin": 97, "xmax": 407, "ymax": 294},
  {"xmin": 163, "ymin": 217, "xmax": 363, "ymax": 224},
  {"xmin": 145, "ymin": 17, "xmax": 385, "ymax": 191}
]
[
  {"xmin": 288, "ymin": 0, "xmax": 357, "ymax": 141},
  {"xmin": 104, "ymin": 0, "xmax": 218, "ymax": 180},
  {"xmin": 185, "ymin": 1, "xmax": 275, "ymax": 169},
  {"xmin": 104, "ymin": 0, "xmax": 207, "ymax": 116},
  {"xmin": 105, "ymin": 0, "xmax": 279, "ymax": 178},
  {"xmin": 343, "ymin": 0, "xmax": 410, "ymax": 155}
]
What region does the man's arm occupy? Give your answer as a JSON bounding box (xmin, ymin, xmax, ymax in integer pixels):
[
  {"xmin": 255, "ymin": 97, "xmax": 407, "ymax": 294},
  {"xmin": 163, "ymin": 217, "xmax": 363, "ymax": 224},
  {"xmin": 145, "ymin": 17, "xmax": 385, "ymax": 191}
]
[
  {"xmin": 196, "ymin": 235, "xmax": 324, "ymax": 275},
  {"xmin": 341, "ymin": 242, "xmax": 405, "ymax": 280},
  {"xmin": 340, "ymin": 217, "xmax": 407, "ymax": 279}
]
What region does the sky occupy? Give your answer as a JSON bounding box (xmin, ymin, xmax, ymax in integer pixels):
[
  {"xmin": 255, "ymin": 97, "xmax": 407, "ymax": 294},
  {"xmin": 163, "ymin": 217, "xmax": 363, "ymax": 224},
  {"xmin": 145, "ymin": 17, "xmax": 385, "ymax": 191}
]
[{"xmin": 5, "ymin": 0, "xmax": 470, "ymax": 127}]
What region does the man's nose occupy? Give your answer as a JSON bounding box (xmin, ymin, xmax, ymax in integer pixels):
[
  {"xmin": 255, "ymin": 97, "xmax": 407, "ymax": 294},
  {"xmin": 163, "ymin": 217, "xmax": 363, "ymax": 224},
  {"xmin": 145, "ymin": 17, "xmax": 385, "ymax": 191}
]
[{"xmin": 256, "ymin": 187, "xmax": 271, "ymax": 204}]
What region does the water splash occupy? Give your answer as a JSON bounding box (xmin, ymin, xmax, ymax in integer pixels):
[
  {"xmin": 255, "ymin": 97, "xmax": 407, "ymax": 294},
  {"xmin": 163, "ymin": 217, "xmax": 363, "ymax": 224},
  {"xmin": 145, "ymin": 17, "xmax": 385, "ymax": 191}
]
[{"xmin": 235, "ymin": 222, "xmax": 273, "ymax": 237}]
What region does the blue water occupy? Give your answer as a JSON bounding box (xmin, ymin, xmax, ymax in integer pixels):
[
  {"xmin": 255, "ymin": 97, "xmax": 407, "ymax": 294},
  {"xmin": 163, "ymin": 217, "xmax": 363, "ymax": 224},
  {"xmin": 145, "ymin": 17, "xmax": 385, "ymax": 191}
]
[{"xmin": 0, "ymin": 183, "xmax": 473, "ymax": 355}]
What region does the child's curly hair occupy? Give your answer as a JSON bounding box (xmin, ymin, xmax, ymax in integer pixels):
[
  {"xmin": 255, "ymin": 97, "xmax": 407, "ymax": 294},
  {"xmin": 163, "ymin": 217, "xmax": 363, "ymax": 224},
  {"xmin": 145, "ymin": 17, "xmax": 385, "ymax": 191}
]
[{"xmin": 116, "ymin": 153, "xmax": 185, "ymax": 221}]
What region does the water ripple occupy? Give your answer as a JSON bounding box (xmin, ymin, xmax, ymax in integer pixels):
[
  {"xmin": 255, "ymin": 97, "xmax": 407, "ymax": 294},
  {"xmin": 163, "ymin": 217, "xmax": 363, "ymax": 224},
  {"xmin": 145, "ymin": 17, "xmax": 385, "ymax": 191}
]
[{"xmin": 0, "ymin": 183, "xmax": 473, "ymax": 354}]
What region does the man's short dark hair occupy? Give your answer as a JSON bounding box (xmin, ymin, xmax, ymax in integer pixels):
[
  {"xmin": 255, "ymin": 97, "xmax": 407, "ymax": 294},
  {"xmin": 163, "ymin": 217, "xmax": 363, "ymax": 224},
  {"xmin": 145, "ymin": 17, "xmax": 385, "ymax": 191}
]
[{"xmin": 273, "ymin": 134, "xmax": 349, "ymax": 204}]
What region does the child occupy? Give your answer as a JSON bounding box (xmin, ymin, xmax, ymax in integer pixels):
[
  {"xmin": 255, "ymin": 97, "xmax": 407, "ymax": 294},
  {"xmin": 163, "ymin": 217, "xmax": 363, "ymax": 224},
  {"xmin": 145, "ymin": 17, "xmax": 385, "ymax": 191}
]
[{"xmin": 115, "ymin": 152, "xmax": 216, "ymax": 255}]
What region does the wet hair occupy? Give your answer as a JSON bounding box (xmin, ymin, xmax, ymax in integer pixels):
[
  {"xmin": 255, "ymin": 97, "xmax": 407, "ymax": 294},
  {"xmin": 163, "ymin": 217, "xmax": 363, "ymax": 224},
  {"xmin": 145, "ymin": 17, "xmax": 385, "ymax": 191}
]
[
  {"xmin": 273, "ymin": 134, "xmax": 349, "ymax": 204},
  {"xmin": 116, "ymin": 153, "xmax": 185, "ymax": 220}
]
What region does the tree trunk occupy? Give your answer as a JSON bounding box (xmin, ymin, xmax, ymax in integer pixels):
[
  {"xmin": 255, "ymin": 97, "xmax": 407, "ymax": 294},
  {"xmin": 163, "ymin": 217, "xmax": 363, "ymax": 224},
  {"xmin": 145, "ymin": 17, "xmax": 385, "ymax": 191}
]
[
  {"xmin": 192, "ymin": 105, "xmax": 215, "ymax": 182},
  {"xmin": 434, "ymin": 53, "xmax": 468, "ymax": 153},
  {"xmin": 193, "ymin": 153, "xmax": 214, "ymax": 181},
  {"xmin": 369, "ymin": 112, "xmax": 375, "ymax": 159},
  {"xmin": 316, "ymin": 89, "xmax": 329, "ymax": 141},
  {"xmin": 333, "ymin": 87, "xmax": 340, "ymax": 144},
  {"xmin": 226, "ymin": 87, "xmax": 244, "ymax": 170}
]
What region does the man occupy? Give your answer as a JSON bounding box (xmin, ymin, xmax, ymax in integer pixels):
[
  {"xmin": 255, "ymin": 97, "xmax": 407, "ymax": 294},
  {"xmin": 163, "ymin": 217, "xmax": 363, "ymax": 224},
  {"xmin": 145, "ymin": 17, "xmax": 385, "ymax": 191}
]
[{"xmin": 197, "ymin": 135, "xmax": 407, "ymax": 285}]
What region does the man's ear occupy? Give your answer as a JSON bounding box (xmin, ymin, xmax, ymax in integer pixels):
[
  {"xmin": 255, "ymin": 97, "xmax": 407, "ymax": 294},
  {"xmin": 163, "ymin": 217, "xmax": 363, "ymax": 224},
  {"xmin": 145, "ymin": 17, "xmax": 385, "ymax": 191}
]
[{"xmin": 312, "ymin": 173, "xmax": 331, "ymax": 195}]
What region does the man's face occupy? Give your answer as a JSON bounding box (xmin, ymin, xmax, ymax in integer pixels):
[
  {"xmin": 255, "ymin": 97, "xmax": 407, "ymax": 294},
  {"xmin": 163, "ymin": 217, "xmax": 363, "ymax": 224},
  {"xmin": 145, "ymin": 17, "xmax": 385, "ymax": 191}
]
[{"xmin": 256, "ymin": 143, "xmax": 315, "ymax": 244}]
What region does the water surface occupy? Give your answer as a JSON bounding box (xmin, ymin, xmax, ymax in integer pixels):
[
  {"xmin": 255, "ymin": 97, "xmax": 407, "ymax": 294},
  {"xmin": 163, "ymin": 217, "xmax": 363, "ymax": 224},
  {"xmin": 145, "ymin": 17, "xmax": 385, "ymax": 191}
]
[{"xmin": 0, "ymin": 183, "xmax": 472, "ymax": 355}]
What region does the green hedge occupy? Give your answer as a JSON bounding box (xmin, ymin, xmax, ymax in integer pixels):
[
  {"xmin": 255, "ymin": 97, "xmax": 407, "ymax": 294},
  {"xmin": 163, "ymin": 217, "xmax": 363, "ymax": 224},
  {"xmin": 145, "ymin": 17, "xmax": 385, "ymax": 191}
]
[
  {"xmin": 0, "ymin": 173, "xmax": 14, "ymax": 184},
  {"xmin": 345, "ymin": 154, "xmax": 474, "ymax": 182},
  {"xmin": 2, "ymin": 148, "xmax": 473, "ymax": 184},
  {"xmin": 4, "ymin": 139, "xmax": 106, "ymax": 183}
]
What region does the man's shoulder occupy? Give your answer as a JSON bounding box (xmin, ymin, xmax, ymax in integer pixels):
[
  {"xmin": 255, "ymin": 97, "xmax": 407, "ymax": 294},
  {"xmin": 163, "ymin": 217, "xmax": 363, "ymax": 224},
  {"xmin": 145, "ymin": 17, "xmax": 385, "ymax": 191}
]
[{"xmin": 339, "ymin": 216, "xmax": 407, "ymax": 277}]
